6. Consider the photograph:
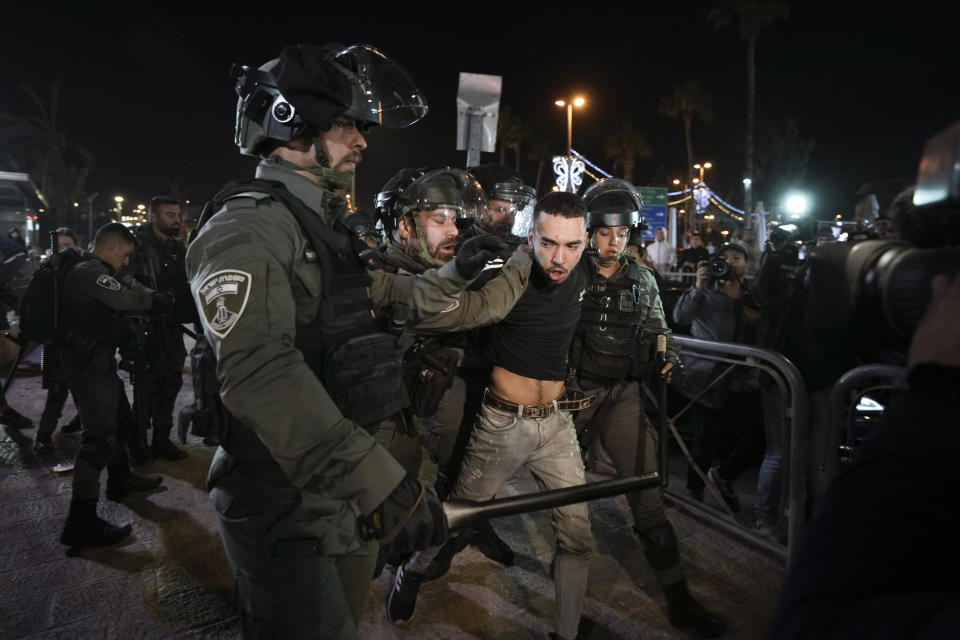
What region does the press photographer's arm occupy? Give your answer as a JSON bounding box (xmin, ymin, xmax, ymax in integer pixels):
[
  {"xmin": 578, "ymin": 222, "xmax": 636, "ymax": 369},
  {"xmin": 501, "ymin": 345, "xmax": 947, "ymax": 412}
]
[{"xmin": 766, "ymin": 274, "xmax": 960, "ymax": 640}]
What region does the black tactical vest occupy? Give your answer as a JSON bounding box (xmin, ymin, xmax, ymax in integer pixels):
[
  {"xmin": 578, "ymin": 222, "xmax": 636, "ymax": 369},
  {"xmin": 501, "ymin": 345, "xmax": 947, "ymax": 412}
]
[
  {"xmin": 191, "ymin": 179, "xmax": 409, "ymax": 481},
  {"xmin": 574, "ymin": 259, "xmax": 646, "ymax": 381}
]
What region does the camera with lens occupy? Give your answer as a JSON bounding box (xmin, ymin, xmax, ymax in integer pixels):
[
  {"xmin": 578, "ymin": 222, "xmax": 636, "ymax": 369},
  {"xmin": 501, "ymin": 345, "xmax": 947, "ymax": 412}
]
[
  {"xmin": 707, "ymin": 256, "xmax": 732, "ymax": 281},
  {"xmin": 807, "ymin": 122, "xmax": 960, "ymax": 353}
]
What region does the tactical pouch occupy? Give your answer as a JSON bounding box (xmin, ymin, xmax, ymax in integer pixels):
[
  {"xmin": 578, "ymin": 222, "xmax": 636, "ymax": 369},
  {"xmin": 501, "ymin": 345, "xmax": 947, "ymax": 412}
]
[
  {"xmin": 326, "ymin": 333, "xmax": 409, "ymax": 430},
  {"xmin": 407, "ymin": 346, "xmax": 459, "ymax": 418},
  {"xmin": 185, "ymin": 335, "xmax": 230, "ymax": 445},
  {"xmin": 579, "ymin": 333, "xmax": 636, "ymax": 380}
]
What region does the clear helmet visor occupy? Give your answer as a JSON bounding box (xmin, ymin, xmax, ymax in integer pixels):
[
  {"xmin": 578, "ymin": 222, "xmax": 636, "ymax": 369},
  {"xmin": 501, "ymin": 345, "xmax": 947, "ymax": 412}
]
[
  {"xmin": 330, "ymin": 44, "xmax": 428, "ymax": 129},
  {"xmin": 510, "ymin": 201, "xmax": 537, "ymax": 240},
  {"xmin": 399, "ymin": 168, "xmax": 489, "ymax": 226}
]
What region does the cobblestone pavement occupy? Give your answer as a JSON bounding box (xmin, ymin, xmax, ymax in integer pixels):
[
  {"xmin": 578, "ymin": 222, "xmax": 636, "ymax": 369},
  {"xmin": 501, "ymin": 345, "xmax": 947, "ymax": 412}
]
[{"xmin": 0, "ymin": 340, "xmax": 784, "ymax": 639}]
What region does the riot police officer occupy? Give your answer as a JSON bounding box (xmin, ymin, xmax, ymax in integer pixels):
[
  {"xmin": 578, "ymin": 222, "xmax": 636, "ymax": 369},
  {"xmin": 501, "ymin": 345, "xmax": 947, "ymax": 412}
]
[
  {"xmin": 186, "ymin": 43, "xmax": 507, "ymax": 638},
  {"xmin": 372, "ymin": 166, "xmax": 531, "ymax": 474},
  {"xmin": 59, "ymin": 223, "xmax": 164, "ymax": 547},
  {"xmin": 459, "ymin": 163, "xmax": 536, "ymax": 247},
  {"xmin": 130, "ymin": 195, "xmax": 196, "ymax": 461},
  {"xmin": 570, "ymin": 179, "xmax": 726, "ymax": 638}
]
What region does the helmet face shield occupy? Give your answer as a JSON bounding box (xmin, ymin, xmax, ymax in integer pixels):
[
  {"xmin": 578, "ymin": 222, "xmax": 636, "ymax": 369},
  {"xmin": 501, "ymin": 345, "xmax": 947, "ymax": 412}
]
[
  {"xmin": 330, "ymin": 45, "xmax": 428, "ymax": 129},
  {"xmin": 510, "ymin": 201, "xmax": 537, "ymax": 241},
  {"xmin": 233, "ymin": 43, "xmax": 428, "ymax": 155},
  {"xmin": 488, "ymin": 181, "xmax": 536, "ymax": 207},
  {"xmin": 398, "ymin": 168, "xmax": 489, "ymax": 228}
]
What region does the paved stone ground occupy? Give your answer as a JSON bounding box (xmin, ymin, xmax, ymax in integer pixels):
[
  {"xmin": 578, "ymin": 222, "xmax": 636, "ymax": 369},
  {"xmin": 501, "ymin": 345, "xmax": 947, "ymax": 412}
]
[{"xmin": 0, "ymin": 340, "xmax": 785, "ymax": 639}]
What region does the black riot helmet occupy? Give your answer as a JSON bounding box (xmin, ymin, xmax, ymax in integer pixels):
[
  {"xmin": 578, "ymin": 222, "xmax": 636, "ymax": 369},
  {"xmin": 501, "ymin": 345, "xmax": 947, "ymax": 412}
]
[
  {"xmin": 374, "ymin": 167, "xmax": 490, "ymax": 267},
  {"xmin": 581, "ymin": 178, "xmax": 645, "ymax": 229},
  {"xmin": 232, "ymin": 43, "xmax": 428, "ymax": 156}
]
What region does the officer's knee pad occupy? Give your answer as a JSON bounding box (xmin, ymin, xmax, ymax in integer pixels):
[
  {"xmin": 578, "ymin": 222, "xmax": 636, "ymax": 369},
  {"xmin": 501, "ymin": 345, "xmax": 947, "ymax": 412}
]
[{"xmin": 635, "ymin": 521, "xmax": 679, "ymax": 570}]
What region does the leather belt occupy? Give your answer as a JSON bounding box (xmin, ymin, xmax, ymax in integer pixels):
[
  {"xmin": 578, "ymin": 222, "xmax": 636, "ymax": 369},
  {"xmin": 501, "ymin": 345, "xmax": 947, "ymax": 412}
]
[{"xmin": 482, "ymin": 388, "xmax": 596, "ymax": 419}]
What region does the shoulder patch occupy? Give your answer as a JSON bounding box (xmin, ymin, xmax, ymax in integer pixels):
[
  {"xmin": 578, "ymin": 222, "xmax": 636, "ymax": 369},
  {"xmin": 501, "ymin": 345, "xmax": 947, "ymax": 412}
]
[
  {"xmin": 195, "ymin": 269, "xmax": 253, "ymax": 338},
  {"xmin": 96, "ymin": 274, "xmax": 121, "ymax": 291}
]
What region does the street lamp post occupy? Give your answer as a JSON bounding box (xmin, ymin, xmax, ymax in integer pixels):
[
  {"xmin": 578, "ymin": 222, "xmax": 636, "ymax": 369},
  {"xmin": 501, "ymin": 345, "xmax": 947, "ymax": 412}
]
[
  {"xmin": 553, "ymin": 97, "xmax": 586, "ymax": 193},
  {"xmin": 555, "ymin": 96, "xmax": 585, "ymax": 155}
]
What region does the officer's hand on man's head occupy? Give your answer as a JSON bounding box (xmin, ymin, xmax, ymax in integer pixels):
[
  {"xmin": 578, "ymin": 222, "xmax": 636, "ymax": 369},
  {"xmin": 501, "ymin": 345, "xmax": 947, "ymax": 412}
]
[
  {"xmin": 360, "ymin": 474, "xmax": 448, "ymax": 557},
  {"xmin": 455, "ymin": 235, "xmax": 511, "ymax": 279}
]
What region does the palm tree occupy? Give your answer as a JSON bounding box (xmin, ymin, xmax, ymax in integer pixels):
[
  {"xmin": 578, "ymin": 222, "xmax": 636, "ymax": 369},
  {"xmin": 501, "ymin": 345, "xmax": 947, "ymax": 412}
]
[
  {"xmin": 497, "ymin": 106, "xmax": 529, "ymax": 172},
  {"xmin": 707, "ymin": 0, "xmax": 790, "ymax": 215},
  {"xmin": 658, "ymin": 81, "xmax": 714, "ymax": 188},
  {"xmin": 604, "ymin": 121, "xmax": 652, "ymax": 184},
  {"xmin": 0, "ymin": 81, "xmax": 96, "ymax": 232}
]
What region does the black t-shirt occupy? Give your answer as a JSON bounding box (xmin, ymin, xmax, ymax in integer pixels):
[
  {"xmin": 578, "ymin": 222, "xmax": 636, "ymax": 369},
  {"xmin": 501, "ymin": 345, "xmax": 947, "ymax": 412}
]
[{"xmin": 483, "ymin": 259, "xmax": 587, "ymax": 381}]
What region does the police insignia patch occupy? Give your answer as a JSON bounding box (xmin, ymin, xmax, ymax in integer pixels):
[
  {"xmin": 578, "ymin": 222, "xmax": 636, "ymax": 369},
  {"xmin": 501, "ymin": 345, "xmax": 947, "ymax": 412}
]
[
  {"xmin": 196, "ymin": 270, "xmax": 252, "ymax": 338},
  {"xmin": 96, "ymin": 274, "xmax": 121, "ymax": 291}
]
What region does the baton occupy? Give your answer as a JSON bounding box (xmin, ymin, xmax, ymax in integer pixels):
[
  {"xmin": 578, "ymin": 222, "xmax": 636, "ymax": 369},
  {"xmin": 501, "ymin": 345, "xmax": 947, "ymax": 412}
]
[{"xmin": 444, "ymin": 473, "xmax": 659, "ymax": 531}]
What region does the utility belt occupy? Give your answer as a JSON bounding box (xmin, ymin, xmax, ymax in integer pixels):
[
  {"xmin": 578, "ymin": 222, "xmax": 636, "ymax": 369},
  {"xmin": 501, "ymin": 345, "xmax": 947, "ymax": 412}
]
[{"xmin": 482, "ymin": 387, "xmax": 596, "ymax": 420}]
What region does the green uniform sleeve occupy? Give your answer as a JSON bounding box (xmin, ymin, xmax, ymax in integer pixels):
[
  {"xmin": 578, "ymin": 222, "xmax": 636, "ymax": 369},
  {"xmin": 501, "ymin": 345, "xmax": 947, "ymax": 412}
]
[
  {"xmin": 369, "ymin": 258, "xmax": 472, "ymax": 315},
  {"xmin": 186, "ymin": 200, "xmax": 404, "ymax": 515},
  {"xmin": 411, "ymin": 249, "xmax": 531, "ymax": 332},
  {"xmin": 69, "ymin": 261, "xmax": 154, "ymax": 311}
]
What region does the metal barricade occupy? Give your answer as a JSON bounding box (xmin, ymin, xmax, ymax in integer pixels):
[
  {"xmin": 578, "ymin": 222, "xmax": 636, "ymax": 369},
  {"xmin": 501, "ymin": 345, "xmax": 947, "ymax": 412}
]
[{"xmin": 651, "ymin": 335, "xmax": 808, "ymax": 565}]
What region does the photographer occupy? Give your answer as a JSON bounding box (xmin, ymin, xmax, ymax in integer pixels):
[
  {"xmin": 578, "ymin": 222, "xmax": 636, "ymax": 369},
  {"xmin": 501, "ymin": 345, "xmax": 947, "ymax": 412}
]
[
  {"xmin": 766, "ymin": 274, "xmax": 960, "ymax": 639},
  {"xmin": 672, "ymin": 244, "xmax": 766, "ymax": 511}
]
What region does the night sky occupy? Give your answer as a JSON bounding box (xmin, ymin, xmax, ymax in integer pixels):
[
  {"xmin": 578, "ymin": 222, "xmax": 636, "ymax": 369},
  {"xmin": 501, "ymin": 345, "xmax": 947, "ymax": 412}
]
[{"xmin": 2, "ymin": 2, "xmax": 956, "ymax": 221}]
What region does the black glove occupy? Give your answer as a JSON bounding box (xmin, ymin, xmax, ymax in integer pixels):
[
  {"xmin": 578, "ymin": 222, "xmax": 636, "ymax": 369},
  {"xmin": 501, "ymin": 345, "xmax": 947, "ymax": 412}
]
[
  {"xmin": 360, "ymin": 474, "xmax": 448, "ymax": 556},
  {"xmin": 455, "ymin": 235, "xmax": 511, "ymax": 279}
]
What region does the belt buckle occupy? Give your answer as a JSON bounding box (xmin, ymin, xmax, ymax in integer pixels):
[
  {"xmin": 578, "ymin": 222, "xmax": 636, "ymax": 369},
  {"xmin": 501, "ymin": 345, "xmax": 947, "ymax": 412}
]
[{"xmin": 524, "ymin": 404, "xmax": 546, "ymax": 419}]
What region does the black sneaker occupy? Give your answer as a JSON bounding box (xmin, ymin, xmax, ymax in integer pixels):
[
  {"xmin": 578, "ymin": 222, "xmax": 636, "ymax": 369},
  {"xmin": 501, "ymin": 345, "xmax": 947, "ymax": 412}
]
[
  {"xmin": 470, "ymin": 520, "xmax": 514, "ymax": 566},
  {"xmin": 386, "ymin": 564, "xmax": 424, "ymax": 624},
  {"xmin": 707, "ymin": 467, "xmax": 740, "ymax": 513},
  {"xmin": 33, "ymin": 434, "xmax": 54, "ymax": 456},
  {"xmin": 0, "ymin": 407, "xmax": 33, "ymax": 429}
]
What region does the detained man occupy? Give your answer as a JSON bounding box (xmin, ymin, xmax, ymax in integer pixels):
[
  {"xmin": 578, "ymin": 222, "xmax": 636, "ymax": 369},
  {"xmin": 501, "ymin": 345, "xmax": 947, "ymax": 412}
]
[{"xmin": 387, "ymin": 191, "xmax": 594, "ymax": 640}]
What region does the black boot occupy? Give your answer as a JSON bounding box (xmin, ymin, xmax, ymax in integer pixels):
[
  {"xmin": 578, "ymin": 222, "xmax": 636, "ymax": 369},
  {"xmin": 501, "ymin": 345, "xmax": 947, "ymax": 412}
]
[
  {"xmin": 469, "ymin": 519, "xmax": 514, "ymax": 566},
  {"xmin": 663, "ymin": 580, "xmax": 727, "ymax": 639},
  {"xmin": 60, "ymin": 498, "xmax": 132, "ymax": 547},
  {"xmin": 152, "ymin": 424, "xmax": 188, "ymax": 461}
]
